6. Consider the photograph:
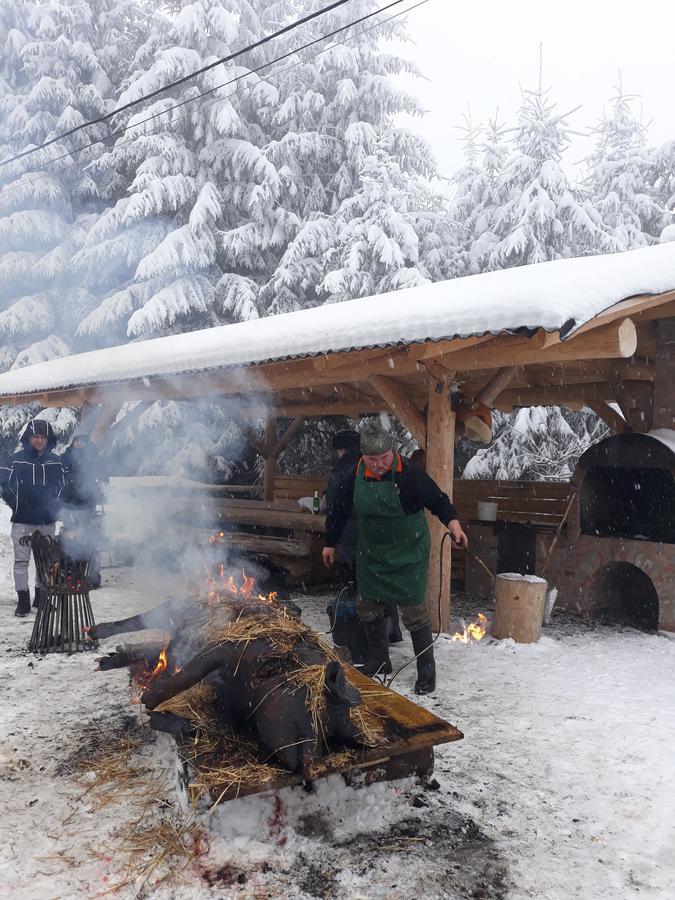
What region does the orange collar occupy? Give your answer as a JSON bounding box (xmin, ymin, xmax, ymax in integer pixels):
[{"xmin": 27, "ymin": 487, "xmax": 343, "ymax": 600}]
[{"xmin": 360, "ymin": 453, "xmax": 403, "ymax": 480}]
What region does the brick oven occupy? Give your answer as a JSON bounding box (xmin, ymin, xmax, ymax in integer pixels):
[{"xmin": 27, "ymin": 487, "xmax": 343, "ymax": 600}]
[{"xmin": 544, "ymin": 432, "xmax": 675, "ymax": 632}]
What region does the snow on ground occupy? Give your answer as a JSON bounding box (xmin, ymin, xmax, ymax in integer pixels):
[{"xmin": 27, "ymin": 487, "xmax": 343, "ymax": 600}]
[{"xmin": 0, "ymin": 500, "xmax": 674, "ymax": 899}]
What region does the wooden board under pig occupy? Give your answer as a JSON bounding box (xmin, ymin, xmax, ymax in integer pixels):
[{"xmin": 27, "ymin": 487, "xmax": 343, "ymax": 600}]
[{"xmin": 173, "ymin": 667, "xmax": 463, "ymax": 806}]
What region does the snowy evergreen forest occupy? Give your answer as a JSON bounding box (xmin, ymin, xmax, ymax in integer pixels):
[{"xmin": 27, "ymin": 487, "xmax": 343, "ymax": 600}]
[{"xmin": 0, "ymin": 0, "xmax": 673, "ymax": 480}]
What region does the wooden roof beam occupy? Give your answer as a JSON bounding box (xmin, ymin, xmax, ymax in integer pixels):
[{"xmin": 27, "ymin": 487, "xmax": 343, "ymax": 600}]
[
  {"xmin": 475, "ymin": 367, "xmax": 518, "ymax": 406},
  {"xmin": 432, "ymin": 319, "xmax": 636, "ymax": 372},
  {"xmin": 370, "ymin": 375, "xmax": 427, "ymax": 448},
  {"xmin": 573, "ymin": 289, "xmax": 675, "ymax": 335}
]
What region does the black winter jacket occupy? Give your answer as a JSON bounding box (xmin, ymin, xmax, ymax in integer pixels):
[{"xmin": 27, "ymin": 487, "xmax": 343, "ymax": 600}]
[
  {"xmin": 325, "ymin": 453, "xmax": 458, "ymax": 548},
  {"xmin": 325, "ymin": 449, "xmax": 360, "ymax": 549},
  {"xmin": 61, "ymin": 439, "xmax": 108, "ymax": 508},
  {"xmin": 0, "ymin": 422, "xmax": 66, "ymax": 524}
]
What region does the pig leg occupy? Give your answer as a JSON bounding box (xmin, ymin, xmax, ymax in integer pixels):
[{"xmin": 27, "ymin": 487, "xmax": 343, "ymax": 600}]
[
  {"xmin": 147, "ymin": 711, "xmax": 196, "ymax": 742},
  {"xmin": 97, "ymin": 641, "xmax": 165, "ymax": 671},
  {"xmin": 142, "ymin": 642, "xmax": 239, "ymax": 710},
  {"xmin": 90, "ymin": 595, "xmax": 190, "ymax": 640}
]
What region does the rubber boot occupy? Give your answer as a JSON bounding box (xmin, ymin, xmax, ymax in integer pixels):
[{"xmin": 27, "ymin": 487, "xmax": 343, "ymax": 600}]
[
  {"xmin": 14, "ymin": 590, "xmax": 31, "ymax": 618},
  {"xmin": 411, "ymin": 625, "xmax": 436, "ymax": 695},
  {"xmin": 385, "ymin": 602, "xmax": 403, "ymax": 643},
  {"xmin": 33, "ymin": 587, "xmax": 44, "ymax": 609},
  {"xmin": 361, "ymin": 617, "xmax": 392, "ymax": 677}
]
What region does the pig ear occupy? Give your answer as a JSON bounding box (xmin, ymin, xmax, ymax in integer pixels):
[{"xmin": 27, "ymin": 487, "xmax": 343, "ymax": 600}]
[{"xmin": 325, "ymin": 660, "xmax": 362, "ymax": 707}]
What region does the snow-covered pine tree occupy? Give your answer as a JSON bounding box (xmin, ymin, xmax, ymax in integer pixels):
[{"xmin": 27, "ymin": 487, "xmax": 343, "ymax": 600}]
[
  {"xmin": 461, "ymin": 406, "xmax": 609, "ymax": 481},
  {"xmin": 586, "ymin": 82, "xmax": 664, "ymax": 249},
  {"xmin": 651, "ymin": 139, "xmax": 675, "ymax": 237},
  {"xmin": 447, "ymin": 112, "xmax": 510, "ymax": 277},
  {"xmin": 75, "ymin": 0, "xmax": 440, "ymax": 338},
  {"xmin": 0, "ymin": 0, "xmax": 149, "ymax": 443},
  {"xmin": 470, "ymin": 82, "xmax": 614, "ymax": 272}
]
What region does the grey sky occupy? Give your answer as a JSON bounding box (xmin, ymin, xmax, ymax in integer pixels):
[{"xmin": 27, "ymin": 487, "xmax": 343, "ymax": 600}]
[{"xmin": 394, "ymin": 0, "xmax": 673, "ymax": 177}]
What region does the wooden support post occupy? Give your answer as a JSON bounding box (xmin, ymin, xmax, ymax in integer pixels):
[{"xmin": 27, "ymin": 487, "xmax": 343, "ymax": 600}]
[
  {"xmin": 588, "ymin": 402, "xmax": 628, "ymax": 434},
  {"xmin": 235, "ymin": 416, "xmax": 268, "ymax": 457},
  {"xmin": 424, "ymin": 378, "xmax": 455, "ymax": 633},
  {"xmin": 89, "ymin": 405, "xmax": 120, "ymax": 444},
  {"xmin": 268, "ymin": 416, "xmax": 305, "ymax": 460},
  {"xmin": 370, "ymin": 375, "xmax": 427, "ymax": 448},
  {"xmin": 263, "ymin": 418, "xmax": 277, "ymax": 502}
]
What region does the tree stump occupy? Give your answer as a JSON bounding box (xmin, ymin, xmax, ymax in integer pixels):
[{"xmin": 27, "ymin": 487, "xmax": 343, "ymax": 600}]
[{"xmin": 491, "ymin": 573, "xmax": 548, "ymax": 643}]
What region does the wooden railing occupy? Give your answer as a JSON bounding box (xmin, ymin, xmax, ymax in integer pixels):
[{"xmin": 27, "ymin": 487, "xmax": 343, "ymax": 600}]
[{"xmin": 273, "ymin": 475, "xmax": 572, "ymax": 528}]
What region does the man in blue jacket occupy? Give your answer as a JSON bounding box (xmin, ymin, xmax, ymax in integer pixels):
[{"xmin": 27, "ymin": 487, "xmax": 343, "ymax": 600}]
[{"xmin": 0, "ymin": 419, "xmax": 66, "ymax": 617}]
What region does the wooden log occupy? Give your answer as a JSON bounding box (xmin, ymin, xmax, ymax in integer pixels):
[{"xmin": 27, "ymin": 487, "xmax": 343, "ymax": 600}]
[
  {"xmin": 475, "ymin": 367, "xmax": 518, "ymax": 406},
  {"xmin": 424, "ymin": 378, "xmax": 455, "ymax": 632},
  {"xmin": 588, "ymin": 402, "xmax": 628, "ymax": 434},
  {"xmin": 430, "ymin": 319, "xmax": 636, "ymax": 372},
  {"xmin": 491, "ymin": 573, "xmax": 548, "ymax": 643},
  {"xmin": 263, "ymin": 419, "xmax": 277, "ymax": 502},
  {"xmin": 370, "ymin": 375, "xmax": 427, "ymax": 448},
  {"xmin": 268, "ymin": 416, "xmax": 305, "ymax": 460}
]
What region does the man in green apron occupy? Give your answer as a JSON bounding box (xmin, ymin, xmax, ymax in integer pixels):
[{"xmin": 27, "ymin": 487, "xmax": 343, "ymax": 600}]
[{"xmin": 323, "ymin": 422, "xmax": 468, "ymax": 694}]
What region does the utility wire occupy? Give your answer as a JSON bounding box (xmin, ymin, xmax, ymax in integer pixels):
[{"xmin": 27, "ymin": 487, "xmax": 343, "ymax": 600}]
[
  {"xmin": 0, "ymin": 0, "xmax": 428, "ymax": 197},
  {"xmin": 0, "ymin": 0, "xmax": 358, "ymax": 170}
]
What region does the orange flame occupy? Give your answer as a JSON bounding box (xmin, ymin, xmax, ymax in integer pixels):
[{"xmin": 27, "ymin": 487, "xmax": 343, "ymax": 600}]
[
  {"xmin": 151, "ymin": 646, "xmax": 168, "ymax": 677},
  {"xmin": 451, "ymin": 613, "xmax": 488, "ymax": 643}
]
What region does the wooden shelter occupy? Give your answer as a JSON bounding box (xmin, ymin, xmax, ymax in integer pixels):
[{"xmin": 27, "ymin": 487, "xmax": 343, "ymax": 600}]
[{"xmin": 0, "ymin": 244, "xmax": 673, "ymax": 630}]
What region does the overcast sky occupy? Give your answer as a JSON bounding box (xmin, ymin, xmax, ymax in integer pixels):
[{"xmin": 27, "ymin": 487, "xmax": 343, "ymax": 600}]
[{"xmin": 393, "ymin": 0, "xmax": 673, "ymax": 177}]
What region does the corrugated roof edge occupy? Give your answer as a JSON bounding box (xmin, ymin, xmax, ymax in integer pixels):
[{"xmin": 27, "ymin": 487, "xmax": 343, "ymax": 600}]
[{"xmin": 0, "ymin": 325, "xmax": 552, "ymax": 399}]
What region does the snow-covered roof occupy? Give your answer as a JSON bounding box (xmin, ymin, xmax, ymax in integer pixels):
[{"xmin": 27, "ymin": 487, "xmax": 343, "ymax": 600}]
[{"xmin": 1, "ymin": 243, "xmax": 674, "ymax": 400}]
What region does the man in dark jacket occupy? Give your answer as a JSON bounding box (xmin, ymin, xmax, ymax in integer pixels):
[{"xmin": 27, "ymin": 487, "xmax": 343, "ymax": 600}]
[
  {"xmin": 60, "ymin": 434, "xmax": 108, "ymax": 587},
  {"xmin": 322, "ymin": 421, "xmax": 468, "ymax": 694},
  {"xmin": 0, "ymin": 419, "xmax": 66, "ymax": 616},
  {"xmin": 325, "ymin": 430, "xmax": 361, "ymax": 587}
]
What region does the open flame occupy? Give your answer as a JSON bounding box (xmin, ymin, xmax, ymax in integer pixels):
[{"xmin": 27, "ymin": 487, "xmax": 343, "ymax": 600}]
[
  {"xmin": 451, "ymin": 613, "xmax": 489, "ymax": 643},
  {"xmin": 204, "ymin": 550, "xmax": 280, "ymax": 607},
  {"xmin": 151, "ymin": 646, "xmax": 168, "ymax": 677}
]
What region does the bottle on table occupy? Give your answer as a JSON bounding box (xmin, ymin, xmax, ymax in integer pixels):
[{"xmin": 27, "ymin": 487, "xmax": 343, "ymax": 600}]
[{"xmin": 312, "ymin": 490, "xmax": 321, "ymax": 515}]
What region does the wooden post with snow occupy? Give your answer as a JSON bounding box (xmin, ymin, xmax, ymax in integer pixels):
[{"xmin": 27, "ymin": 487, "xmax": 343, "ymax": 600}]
[
  {"xmin": 491, "ymin": 573, "xmax": 548, "ymax": 643},
  {"xmin": 424, "ymin": 378, "xmax": 455, "ymax": 633}
]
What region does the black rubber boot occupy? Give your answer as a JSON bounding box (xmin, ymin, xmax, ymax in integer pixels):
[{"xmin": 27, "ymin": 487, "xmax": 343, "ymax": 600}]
[
  {"xmin": 411, "ymin": 625, "xmax": 436, "ymax": 695},
  {"xmin": 361, "ymin": 617, "xmax": 392, "ymax": 676},
  {"xmin": 385, "ymin": 602, "xmax": 404, "ymax": 643},
  {"xmin": 33, "ymin": 587, "xmax": 44, "ymax": 609},
  {"xmin": 14, "ymin": 590, "xmax": 31, "ymax": 618}
]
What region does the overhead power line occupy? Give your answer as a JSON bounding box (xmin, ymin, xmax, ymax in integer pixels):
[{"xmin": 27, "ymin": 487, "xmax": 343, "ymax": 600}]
[
  {"xmin": 0, "ymin": 0, "xmax": 358, "ymax": 170},
  {"xmin": 0, "ymin": 0, "xmax": 426, "ymax": 195}
]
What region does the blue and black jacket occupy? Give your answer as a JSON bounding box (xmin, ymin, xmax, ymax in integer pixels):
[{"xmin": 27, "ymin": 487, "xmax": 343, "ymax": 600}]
[{"xmin": 0, "ymin": 420, "xmax": 66, "ymax": 524}]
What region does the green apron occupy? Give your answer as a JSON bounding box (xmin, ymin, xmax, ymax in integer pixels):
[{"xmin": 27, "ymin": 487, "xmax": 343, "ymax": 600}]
[{"xmin": 353, "ymin": 456, "xmax": 430, "ymax": 606}]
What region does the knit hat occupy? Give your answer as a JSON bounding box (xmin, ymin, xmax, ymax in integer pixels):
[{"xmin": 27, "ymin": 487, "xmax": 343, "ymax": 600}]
[
  {"xmin": 360, "ymin": 422, "xmax": 394, "ymax": 455},
  {"xmin": 331, "ymin": 430, "xmax": 360, "ymax": 452}
]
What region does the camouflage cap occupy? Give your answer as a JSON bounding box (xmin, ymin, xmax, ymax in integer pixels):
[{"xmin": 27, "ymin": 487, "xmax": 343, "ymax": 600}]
[{"xmin": 360, "ymin": 422, "xmax": 394, "ymax": 455}]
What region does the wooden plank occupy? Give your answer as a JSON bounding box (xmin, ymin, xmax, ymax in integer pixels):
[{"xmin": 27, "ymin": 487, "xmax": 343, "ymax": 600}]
[
  {"xmin": 214, "ymin": 504, "xmax": 326, "ymax": 533},
  {"xmin": 184, "ymin": 665, "xmax": 462, "ymax": 804},
  {"xmin": 215, "ymin": 532, "xmax": 311, "ymax": 559},
  {"xmin": 572, "ymin": 289, "xmax": 675, "ymax": 335}
]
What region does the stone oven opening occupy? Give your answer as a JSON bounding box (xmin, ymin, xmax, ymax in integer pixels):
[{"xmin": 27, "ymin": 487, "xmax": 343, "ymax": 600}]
[
  {"xmin": 593, "ymin": 562, "xmax": 660, "ymax": 631},
  {"xmin": 578, "ymin": 433, "xmax": 675, "ymax": 544},
  {"xmin": 580, "ymin": 465, "xmax": 674, "ymax": 542}
]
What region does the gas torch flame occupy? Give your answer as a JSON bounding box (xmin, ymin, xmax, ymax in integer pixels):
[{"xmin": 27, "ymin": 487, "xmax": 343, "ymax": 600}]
[{"xmin": 451, "ymin": 613, "xmax": 489, "ymax": 643}]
